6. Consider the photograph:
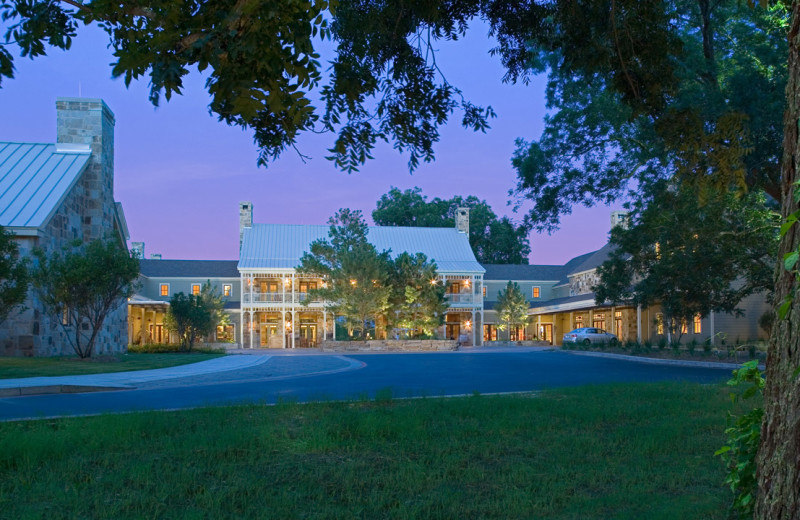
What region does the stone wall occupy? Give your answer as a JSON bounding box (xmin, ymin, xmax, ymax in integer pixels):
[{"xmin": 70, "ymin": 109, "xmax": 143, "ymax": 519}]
[
  {"xmin": 321, "ymin": 339, "xmax": 458, "ymax": 352},
  {"xmin": 0, "ymin": 98, "xmax": 127, "ymax": 357}
]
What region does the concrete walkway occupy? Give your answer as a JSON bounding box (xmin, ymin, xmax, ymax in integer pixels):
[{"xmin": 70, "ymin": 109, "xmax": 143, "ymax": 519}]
[{"xmin": 0, "ymin": 355, "xmax": 271, "ymax": 396}]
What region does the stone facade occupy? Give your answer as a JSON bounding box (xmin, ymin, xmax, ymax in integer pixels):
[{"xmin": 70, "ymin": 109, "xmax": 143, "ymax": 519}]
[
  {"xmin": 0, "ymin": 98, "xmax": 128, "ymax": 357},
  {"xmin": 569, "ymin": 270, "xmax": 600, "ymax": 297}
]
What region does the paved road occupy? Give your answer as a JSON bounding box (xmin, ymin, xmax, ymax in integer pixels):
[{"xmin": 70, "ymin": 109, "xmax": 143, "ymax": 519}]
[{"xmin": 0, "ymin": 350, "xmax": 735, "ymax": 421}]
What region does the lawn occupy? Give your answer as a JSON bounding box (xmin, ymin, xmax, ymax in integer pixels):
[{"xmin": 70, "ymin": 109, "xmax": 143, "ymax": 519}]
[
  {"xmin": 0, "ymin": 382, "xmax": 740, "ymax": 519},
  {"xmin": 0, "ymin": 353, "xmax": 224, "ymax": 379}
]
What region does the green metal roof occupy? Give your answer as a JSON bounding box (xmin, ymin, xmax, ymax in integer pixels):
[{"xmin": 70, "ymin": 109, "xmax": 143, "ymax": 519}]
[{"xmin": 239, "ymin": 223, "xmax": 485, "ymax": 274}]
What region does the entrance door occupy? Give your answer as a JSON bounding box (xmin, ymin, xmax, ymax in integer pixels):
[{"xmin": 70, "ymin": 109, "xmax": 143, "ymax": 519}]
[
  {"xmin": 446, "ymin": 324, "xmax": 460, "ymax": 341},
  {"xmin": 260, "ymin": 324, "xmax": 278, "ymax": 347},
  {"xmin": 299, "ymin": 324, "xmax": 317, "ymax": 347},
  {"xmin": 540, "ymin": 323, "xmax": 553, "ymax": 344}
]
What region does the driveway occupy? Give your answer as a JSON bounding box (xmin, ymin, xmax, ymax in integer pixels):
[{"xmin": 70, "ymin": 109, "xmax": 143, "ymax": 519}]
[{"xmin": 0, "ymin": 349, "xmax": 735, "ymax": 421}]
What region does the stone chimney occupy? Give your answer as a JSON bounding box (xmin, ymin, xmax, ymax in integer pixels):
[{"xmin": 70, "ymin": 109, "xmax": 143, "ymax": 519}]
[
  {"xmin": 56, "ymin": 98, "xmax": 115, "ymax": 242},
  {"xmin": 611, "ymin": 211, "xmax": 629, "ymax": 230},
  {"xmin": 455, "ymin": 207, "xmax": 469, "ymax": 234},
  {"xmin": 240, "ymin": 201, "xmax": 253, "ymax": 249},
  {"xmin": 130, "ymin": 242, "xmax": 145, "ymax": 259},
  {"xmin": 150, "ymin": 253, "xmax": 162, "ymax": 260}
]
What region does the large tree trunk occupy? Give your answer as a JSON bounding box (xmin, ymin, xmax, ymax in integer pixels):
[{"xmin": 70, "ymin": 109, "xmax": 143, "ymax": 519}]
[{"xmin": 755, "ymin": 1, "xmax": 800, "ymax": 517}]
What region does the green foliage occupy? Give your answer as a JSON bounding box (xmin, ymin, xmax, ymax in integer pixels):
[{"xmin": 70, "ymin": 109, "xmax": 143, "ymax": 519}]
[
  {"xmin": 595, "ymin": 184, "xmax": 778, "ymax": 332},
  {"xmin": 164, "ymin": 292, "xmax": 215, "ymax": 352},
  {"xmin": 31, "ymin": 239, "xmax": 139, "ymax": 358},
  {"xmin": 298, "ymin": 209, "xmax": 392, "ymax": 339},
  {"xmin": 0, "ymin": 225, "xmax": 28, "ymax": 323},
  {"xmin": 389, "ymin": 252, "xmax": 447, "ymax": 338},
  {"xmin": 127, "ymin": 343, "xmax": 225, "ymax": 355},
  {"xmin": 511, "ymin": 1, "xmax": 787, "ymax": 231},
  {"xmin": 715, "ymin": 360, "xmax": 764, "ymax": 518},
  {"xmin": 372, "ymin": 187, "xmax": 531, "ymax": 264},
  {"xmin": 495, "ymin": 282, "xmax": 529, "ymax": 333}
]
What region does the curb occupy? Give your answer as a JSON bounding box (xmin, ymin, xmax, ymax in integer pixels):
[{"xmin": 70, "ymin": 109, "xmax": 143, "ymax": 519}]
[
  {"xmin": 0, "ymin": 385, "xmax": 128, "ymax": 398},
  {"xmin": 566, "ymin": 350, "xmax": 766, "ymax": 370}
]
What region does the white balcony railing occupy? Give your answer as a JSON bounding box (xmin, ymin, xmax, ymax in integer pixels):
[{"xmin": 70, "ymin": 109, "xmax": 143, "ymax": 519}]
[
  {"xmin": 445, "ymin": 293, "xmax": 475, "ymax": 304},
  {"xmin": 242, "ymin": 293, "xmax": 322, "ymax": 304}
]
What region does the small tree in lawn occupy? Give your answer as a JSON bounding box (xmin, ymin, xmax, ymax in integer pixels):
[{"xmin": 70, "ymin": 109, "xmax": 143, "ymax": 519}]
[
  {"xmin": 0, "ymin": 225, "xmax": 29, "ymax": 323},
  {"xmin": 298, "ymin": 209, "xmax": 392, "ymax": 339},
  {"xmin": 496, "ymin": 282, "xmax": 529, "ymax": 341},
  {"xmin": 389, "ymin": 252, "xmax": 447, "ymax": 338},
  {"xmin": 200, "ymin": 280, "xmax": 229, "ymax": 338},
  {"xmin": 32, "ymin": 239, "xmax": 139, "ymax": 358},
  {"xmin": 165, "ymin": 292, "xmax": 214, "ymax": 352}
]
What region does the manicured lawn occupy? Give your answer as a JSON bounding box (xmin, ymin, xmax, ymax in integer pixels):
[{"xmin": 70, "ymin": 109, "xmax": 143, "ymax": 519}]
[
  {"xmin": 0, "ymin": 383, "xmax": 739, "ymax": 518},
  {"xmin": 0, "ymin": 353, "xmax": 224, "ymax": 379}
]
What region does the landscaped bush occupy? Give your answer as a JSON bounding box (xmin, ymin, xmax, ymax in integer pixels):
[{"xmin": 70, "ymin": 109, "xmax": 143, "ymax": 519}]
[{"xmin": 128, "ymin": 344, "xmax": 226, "ymax": 355}]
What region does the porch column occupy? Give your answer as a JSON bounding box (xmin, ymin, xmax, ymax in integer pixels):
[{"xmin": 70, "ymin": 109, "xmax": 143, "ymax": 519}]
[
  {"xmin": 636, "ymin": 305, "xmax": 642, "ymax": 343},
  {"xmin": 480, "ymin": 308, "xmax": 484, "ymax": 346},
  {"xmin": 323, "ymin": 310, "xmax": 327, "ymax": 341},
  {"xmin": 281, "ymin": 310, "xmax": 286, "ymax": 349},
  {"xmin": 291, "ymin": 273, "xmax": 296, "ymax": 349},
  {"xmin": 471, "ymin": 308, "xmax": 476, "ymax": 347},
  {"xmin": 710, "ymin": 311, "xmax": 715, "ymax": 346},
  {"xmin": 239, "ymin": 307, "xmax": 244, "ymax": 347},
  {"xmin": 537, "ymin": 315, "xmax": 541, "ymax": 341},
  {"xmin": 249, "ymin": 311, "xmax": 254, "ymax": 349},
  {"xmin": 610, "ymin": 306, "xmax": 615, "ymax": 335},
  {"xmin": 140, "ymin": 307, "xmax": 145, "ymax": 344},
  {"xmin": 332, "ymin": 312, "xmax": 336, "ymax": 340}
]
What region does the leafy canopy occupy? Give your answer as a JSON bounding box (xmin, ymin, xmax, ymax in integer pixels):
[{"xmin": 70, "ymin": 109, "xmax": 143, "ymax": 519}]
[
  {"xmin": 373, "ymin": 187, "xmax": 531, "ymax": 264},
  {"xmin": 165, "ymin": 290, "xmax": 216, "ymax": 351},
  {"xmin": 389, "ymin": 252, "xmax": 448, "ymax": 338},
  {"xmin": 495, "ymin": 281, "xmax": 529, "ymax": 332},
  {"xmin": 594, "ymin": 184, "xmax": 778, "ymax": 332}
]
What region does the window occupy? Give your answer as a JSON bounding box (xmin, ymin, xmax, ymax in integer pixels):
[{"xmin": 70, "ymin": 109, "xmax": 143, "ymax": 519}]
[
  {"xmin": 680, "ymin": 318, "xmax": 688, "ymax": 335},
  {"xmin": 574, "ymin": 315, "xmax": 583, "ymax": 329},
  {"xmin": 223, "ymin": 284, "xmax": 232, "ymax": 297},
  {"xmin": 693, "ymin": 314, "xmax": 702, "ymax": 334},
  {"xmin": 532, "ymin": 286, "xmax": 540, "ymax": 298},
  {"xmin": 191, "ymin": 284, "xmax": 201, "ymax": 296},
  {"xmin": 592, "ymin": 312, "xmax": 605, "ymax": 329},
  {"xmin": 483, "ymin": 324, "xmax": 497, "ymax": 342},
  {"xmin": 615, "ymin": 311, "xmax": 623, "ymax": 338},
  {"xmin": 656, "ymin": 313, "xmax": 664, "ymax": 335},
  {"xmin": 160, "ymin": 284, "xmax": 169, "ymax": 297},
  {"xmin": 482, "ymin": 286, "xmax": 486, "ymax": 297}
]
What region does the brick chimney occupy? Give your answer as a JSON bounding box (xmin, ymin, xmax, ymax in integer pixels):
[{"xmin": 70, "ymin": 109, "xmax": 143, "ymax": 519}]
[
  {"xmin": 240, "ymin": 201, "xmax": 253, "ymax": 249},
  {"xmin": 56, "ymin": 98, "xmax": 115, "ymax": 242},
  {"xmin": 455, "ymin": 207, "xmax": 469, "ymax": 234}
]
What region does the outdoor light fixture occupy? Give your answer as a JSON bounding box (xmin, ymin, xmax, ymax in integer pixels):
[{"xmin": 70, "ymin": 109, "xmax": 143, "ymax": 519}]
[
  {"xmin": 285, "ymin": 321, "xmax": 292, "ymax": 331},
  {"xmin": 464, "ymin": 279, "xmax": 471, "ymax": 287},
  {"xmin": 430, "ymin": 279, "xmax": 437, "ymax": 285},
  {"xmin": 350, "ymin": 279, "xmax": 357, "ymax": 286},
  {"xmin": 465, "ymin": 320, "xmax": 472, "ymax": 330}
]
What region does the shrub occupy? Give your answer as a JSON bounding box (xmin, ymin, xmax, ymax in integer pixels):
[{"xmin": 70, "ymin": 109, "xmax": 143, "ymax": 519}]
[
  {"xmin": 658, "ymin": 337, "xmax": 668, "ymax": 350},
  {"xmin": 671, "ymin": 341, "xmax": 681, "ymax": 356},
  {"xmin": 703, "ymin": 341, "xmax": 712, "ymax": 355},
  {"xmin": 643, "ymin": 339, "xmax": 653, "ymax": 350},
  {"xmin": 128, "ymin": 344, "xmax": 226, "ymax": 355},
  {"xmin": 688, "ymin": 339, "xmax": 697, "ymax": 356},
  {"xmin": 716, "ymin": 361, "xmax": 764, "ymax": 519},
  {"xmin": 624, "ymin": 340, "xmax": 636, "ymax": 351}
]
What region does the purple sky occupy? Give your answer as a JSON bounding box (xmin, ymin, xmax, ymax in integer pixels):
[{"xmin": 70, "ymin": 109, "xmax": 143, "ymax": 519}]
[{"xmin": 0, "ymin": 20, "xmax": 622, "ymax": 265}]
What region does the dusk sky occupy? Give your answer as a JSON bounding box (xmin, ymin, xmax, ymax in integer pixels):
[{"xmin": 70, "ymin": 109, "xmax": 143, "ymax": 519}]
[{"xmin": 0, "ymin": 20, "xmax": 622, "ymax": 265}]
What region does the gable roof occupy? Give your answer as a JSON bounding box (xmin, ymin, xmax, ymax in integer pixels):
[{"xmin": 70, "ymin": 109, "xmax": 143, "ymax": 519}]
[
  {"xmin": 481, "ymin": 263, "xmax": 566, "ymax": 282},
  {"xmin": 0, "ymin": 142, "xmax": 91, "ymax": 231},
  {"xmin": 140, "ymin": 259, "xmax": 240, "ymax": 278},
  {"xmin": 239, "ymin": 223, "xmax": 485, "ymax": 274},
  {"xmin": 567, "ymin": 242, "xmax": 615, "ymax": 275}
]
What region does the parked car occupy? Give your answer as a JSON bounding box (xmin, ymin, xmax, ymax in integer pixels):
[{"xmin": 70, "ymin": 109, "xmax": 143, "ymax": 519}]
[{"xmin": 562, "ymin": 327, "xmax": 618, "ymax": 346}]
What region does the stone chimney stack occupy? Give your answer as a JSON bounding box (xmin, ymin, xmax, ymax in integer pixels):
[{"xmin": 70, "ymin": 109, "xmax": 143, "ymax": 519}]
[
  {"xmin": 56, "ymin": 98, "xmax": 115, "ymax": 242},
  {"xmin": 455, "ymin": 207, "xmax": 470, "ymax": 234},
  {"xmin": 240, "ymin": 201, "xmax": 253, "ymax": 249},
  {"xmin": 611, "ymin": 211, "xmax": 629, "ymax": 230},
  {"xmin": 150, "ymin": 253, "xmax": 162, "ymax": 260},
  {"xmin": 130, "ymin": 242, "xmax": 145, "ymax": 259}
]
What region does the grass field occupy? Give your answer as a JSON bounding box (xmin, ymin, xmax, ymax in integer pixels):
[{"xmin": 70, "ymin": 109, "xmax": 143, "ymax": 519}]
[
  {"xmin": 0, "ymin": 382, "xmax": 740, "ymax": 519},
  {"xmin": 0, "ymin": 353, "xmax": 224, "ymax": 379}
]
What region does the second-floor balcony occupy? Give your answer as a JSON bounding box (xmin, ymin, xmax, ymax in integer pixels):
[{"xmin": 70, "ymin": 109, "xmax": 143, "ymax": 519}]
[
  {"xmin": 242, "ymin": 292, "xmax": 323, "ymax": 305},
  {"xmin": 445, "ymin": 293, "xmax": 478, "ymax": 305}
]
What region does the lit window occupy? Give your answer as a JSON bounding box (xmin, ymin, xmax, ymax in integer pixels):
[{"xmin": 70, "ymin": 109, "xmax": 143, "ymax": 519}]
[
  {"xmin": 694, "ymin": 314, "xmax": 702, "ymax": 334},
  {"xmin": 482, "ymin": 286, "xmax": 486, "ymax": 297},
  {"xmin": 192, "ymin": 284, "xmax": 201, "ymax": 296},
  {"xmin": 656, "ymin": 313, "xmax": 664, "ymax": 335},
  {"xmin": 680, "ymin": 318, "xmax": 688, "ymax": 335},
  {"xmin": 223, "ymin": 284, "xmax": 232, "ymax": 297},
  {"xmin": 533, "ymin": 286, "xmax": 540, "ymax": 298},
  {"xmin": 160, "ymin": 284, "xmax": 169, "ymax": 297}
]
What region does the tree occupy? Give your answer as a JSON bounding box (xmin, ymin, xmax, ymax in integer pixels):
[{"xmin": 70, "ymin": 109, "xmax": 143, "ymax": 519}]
[
  {"xmin": 495, "ymin": 282, "xmax": 529, "ymax": 340},
  {"xmin": 595, "ymin": 185, "xmax": 779, "ymax": 341},
  {"xmin": 32, "ymin": 239, "xmax": 139, "ymax": 358},
  {"xmin": 389, "ymin": 252, "xmax": 448, "ymax": 338},
  {"xmin": 0, "ymin": 226, "xmax": 28, "ymax": 323},
  {"xmin": 200, "ymin": 280, "xmax": 229, "ymax": 336},
  {"xmin": 509, "ymin": 0, "xmax": 787, "ymax": 232},
  {"xmin": 0, "ymin": 0, "xmax": 494, "ymax": 172},
  {"xmin": 372, "ymin": 187, "xmax": 531, "ymax": 264},
  {"xmin": 165, "ymin": 292, "xmax": 214, "ymax": 351},
  {"xmin": 298, "ymin": 209, "xmax": 392, "ymax": 339}
]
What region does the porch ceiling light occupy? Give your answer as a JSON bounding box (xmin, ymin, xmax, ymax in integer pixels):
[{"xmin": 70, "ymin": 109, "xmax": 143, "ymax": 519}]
[
  {"xmin": 285, "ymin": 321, "xmax": 292, "ymax": 331},
  {"xmin": 465, "ymin": 320, "xmax": 472, "ymax": 330}
]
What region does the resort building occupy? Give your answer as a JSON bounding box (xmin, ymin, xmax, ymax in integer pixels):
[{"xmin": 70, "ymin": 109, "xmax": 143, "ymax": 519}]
[{"xmin": 0, "ymin": 98, "xmax": 130, "ymax": 356}]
